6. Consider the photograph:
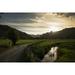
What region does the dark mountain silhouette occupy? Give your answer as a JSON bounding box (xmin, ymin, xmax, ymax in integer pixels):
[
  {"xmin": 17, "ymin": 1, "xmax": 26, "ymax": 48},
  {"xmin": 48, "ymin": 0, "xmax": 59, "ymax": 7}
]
[
  {"xmin": 39, "ymin": 27, "xmax": 75, "ymax": 39},
  {"xmin": 0, "ymin": 25, "xmax": 75, "ymax": 39},
  {"xmin": 0, "ymin": 25, "xmax": 32, "ymax": 39}
]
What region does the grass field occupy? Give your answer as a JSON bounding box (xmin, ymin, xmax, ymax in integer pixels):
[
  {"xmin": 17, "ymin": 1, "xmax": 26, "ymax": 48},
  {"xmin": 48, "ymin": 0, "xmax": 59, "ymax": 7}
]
[
  {"xmin": 16, "ymin": 39, "xmax": 75, "ymax": 62},
  {"xmin": 0, "ymin": 39, "xmax": 75, "ymax": 62}
]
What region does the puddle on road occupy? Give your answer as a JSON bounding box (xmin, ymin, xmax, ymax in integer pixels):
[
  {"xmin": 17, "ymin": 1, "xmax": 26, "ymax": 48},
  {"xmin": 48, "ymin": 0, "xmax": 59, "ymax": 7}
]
[{"xmin": 42, "ymin": 47, "xmax": 58, "ymax": 62}]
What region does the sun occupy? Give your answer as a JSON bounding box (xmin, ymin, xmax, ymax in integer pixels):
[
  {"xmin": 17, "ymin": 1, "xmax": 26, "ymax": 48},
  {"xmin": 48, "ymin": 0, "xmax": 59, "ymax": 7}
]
[
  {"xmin": 49, "ymin": 26, "xmax": 60, "ymax": 32},
  {"xmin": 48, "ymin": 22, "xmax": 61, "ymax": 32}
]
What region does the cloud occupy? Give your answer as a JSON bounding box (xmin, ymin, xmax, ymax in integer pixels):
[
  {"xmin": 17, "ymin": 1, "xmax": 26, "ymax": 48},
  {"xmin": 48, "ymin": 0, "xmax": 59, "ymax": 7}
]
[
  {"xmin": 0, "ymin": 13, "xmax": 75, "ymax": 35},
  {"xmin": 56, "ymin": 13, "xmax": 75, "ymax": 18},
  {"xmin": 0, "ymin": 13, "xmax": 44, "ymax": 24}
]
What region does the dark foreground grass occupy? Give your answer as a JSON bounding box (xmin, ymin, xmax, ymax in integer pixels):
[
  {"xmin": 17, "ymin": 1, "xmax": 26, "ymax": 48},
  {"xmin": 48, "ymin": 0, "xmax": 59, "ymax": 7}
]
[
  {"xmin": 56, "ymin": 41, "xmax": 75, "ymax": 62},
  {"xmin": 20, "ymin": 39, "xmax": 75, "ymax": 62},
  {"xmin": 20, "ymin": 40, "xmax": 57, "ymax": 62}
]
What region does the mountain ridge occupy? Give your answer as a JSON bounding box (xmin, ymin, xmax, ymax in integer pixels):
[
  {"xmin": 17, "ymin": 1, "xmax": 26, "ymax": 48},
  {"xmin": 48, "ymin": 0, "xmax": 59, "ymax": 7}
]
[{"xmin": 0, "ymin": 25, "xmax": 75, "ymax": 39}]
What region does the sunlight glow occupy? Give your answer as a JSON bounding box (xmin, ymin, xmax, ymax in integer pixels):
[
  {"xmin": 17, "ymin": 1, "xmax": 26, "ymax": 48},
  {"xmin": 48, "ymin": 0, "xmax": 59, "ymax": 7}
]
[
  {"xmin": 48, "ymin": 22, "xmax": 62, "ymax": 32},
  {"xmin": 49, "ymin": 26, "xmax": 60, "ymax": 32}
]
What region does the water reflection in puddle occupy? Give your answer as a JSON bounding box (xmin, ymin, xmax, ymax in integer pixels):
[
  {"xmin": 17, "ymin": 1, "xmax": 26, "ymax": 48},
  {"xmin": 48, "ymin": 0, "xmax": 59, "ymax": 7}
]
[{"xmin": 42, "ymin": 47, "xmax": 58, "ymax": 62}]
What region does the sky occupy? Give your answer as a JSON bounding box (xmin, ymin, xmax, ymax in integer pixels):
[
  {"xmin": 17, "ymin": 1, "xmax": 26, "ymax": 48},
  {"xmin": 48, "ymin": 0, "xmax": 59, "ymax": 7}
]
[{"xmin": 0, "ymin": 13, "xmax": 75, "ymax": 35}]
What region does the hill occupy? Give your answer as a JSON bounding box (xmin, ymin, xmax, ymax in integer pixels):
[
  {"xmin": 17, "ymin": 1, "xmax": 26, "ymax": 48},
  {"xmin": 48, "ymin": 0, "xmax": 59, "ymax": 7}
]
[
  {"xmin": 39, "ymin": 27, "xmax": 75, "ymax": 39},
  {"xmin": 0, "ymin": 25, "xmax": 32, "ymax": 39}
]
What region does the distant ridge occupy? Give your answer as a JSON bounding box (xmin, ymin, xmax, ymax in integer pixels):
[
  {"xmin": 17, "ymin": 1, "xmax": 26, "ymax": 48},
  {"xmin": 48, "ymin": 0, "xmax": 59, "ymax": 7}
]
[{"xmin": 38, "ymin": 27, "xmax": 75, "ymax": 39}]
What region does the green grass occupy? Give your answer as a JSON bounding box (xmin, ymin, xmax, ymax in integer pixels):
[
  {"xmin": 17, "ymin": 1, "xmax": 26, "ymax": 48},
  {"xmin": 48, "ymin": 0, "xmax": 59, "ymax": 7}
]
[
  {"xmin": 0, "ymin": 39, "xmax": 75, "ymax": 62},
  {"xmin": 0, "ymin": 39, "xmax": 11, "ymax": 47},
  {"xmin": 21, "ymin": 39, "xmax": 53, "ymax": 61},
  {"xmin": 56, "ymin": 41, "xmax": 75, "ymax": 62},
  {"xmin": 16, "ymin": 39, "xmax": 45, "ymax": 45},
  {"xmin": 16, "ymin": 39, "xmax": 36, "ymax": 45},
  {"xmin": 20, "ymin": 39, "xmax": 75, "ymax": 62},
  {"xmin": 0, "ymin": 39, "xmax": 11, "ymax": 53}
]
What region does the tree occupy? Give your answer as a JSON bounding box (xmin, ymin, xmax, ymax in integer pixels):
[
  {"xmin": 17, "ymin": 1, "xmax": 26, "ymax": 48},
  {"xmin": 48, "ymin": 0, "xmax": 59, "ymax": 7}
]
[{"xmin": 7, "ymin": 29, "xmax": 18, "ymax": 46}]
